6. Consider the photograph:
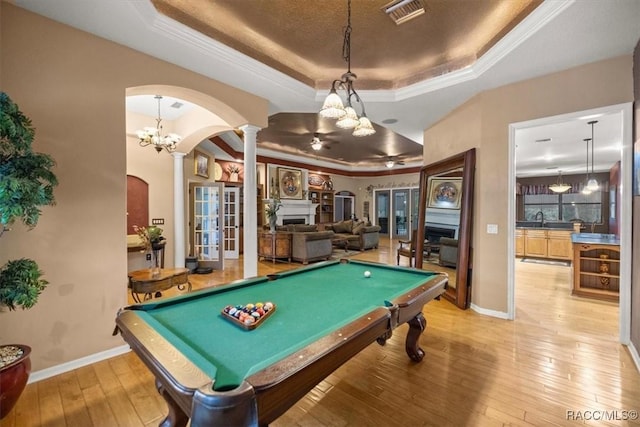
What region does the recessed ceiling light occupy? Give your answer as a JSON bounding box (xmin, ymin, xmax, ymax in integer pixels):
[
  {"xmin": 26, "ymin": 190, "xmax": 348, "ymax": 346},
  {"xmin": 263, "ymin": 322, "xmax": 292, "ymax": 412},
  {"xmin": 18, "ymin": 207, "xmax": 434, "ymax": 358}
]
[{"xmin": 382, "ymin": 118, "xmax": 398, "ymax": 124}]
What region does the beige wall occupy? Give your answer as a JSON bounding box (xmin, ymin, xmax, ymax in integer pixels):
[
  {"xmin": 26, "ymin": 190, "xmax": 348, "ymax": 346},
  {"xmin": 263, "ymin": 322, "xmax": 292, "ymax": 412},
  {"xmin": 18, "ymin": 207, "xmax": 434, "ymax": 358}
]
[
  {"xmin": 631, "ymin": 39, "xmax": 639, "ymax": 354},
  {"xmin": 0, "ymin": 3, "xmax": 267, "ymax": 371},
  {"xmin": 424, "ymin": 55, "xmax": 633, "ymax": 313}
]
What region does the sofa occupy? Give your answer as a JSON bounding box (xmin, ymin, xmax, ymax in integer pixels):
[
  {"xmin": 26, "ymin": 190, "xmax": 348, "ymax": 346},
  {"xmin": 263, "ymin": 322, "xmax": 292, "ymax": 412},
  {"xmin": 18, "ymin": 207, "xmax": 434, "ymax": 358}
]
[
  {"xmin": 324, "ymin": 219, "xmax": 381, "ymax": 251},
  {"xmin": 438, "ymin": 237, "xmax": 458, "ymax": 268},
  {"xmin": 269, "ymin": 224, "xmax": 334, "ymax": 264}
]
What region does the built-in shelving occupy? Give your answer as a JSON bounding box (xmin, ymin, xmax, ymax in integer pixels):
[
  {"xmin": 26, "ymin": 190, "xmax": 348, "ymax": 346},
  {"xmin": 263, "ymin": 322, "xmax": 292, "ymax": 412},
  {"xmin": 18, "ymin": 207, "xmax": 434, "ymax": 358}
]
[{"xmin": 572, "ymin": 243, "xmax": 619, "ymax": 302}]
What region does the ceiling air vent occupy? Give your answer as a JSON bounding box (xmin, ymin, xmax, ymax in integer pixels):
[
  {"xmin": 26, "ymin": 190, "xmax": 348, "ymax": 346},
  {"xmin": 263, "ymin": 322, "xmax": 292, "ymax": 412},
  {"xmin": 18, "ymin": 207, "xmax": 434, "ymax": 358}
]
[
  {"xmin": 170, "ymin": 101, "xmax": 184, "ymax": 109},
  {"xmin": 382, "ymin": 0, "xmax": 426, "ymax": 25}
]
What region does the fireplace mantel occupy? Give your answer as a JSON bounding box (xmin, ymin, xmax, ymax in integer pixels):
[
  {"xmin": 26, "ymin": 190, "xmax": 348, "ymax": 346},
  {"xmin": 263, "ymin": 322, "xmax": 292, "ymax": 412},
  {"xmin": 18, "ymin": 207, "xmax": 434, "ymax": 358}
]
[{"xmin": 265, "ymin": 199, "xmax": 319, "ymax": 225}]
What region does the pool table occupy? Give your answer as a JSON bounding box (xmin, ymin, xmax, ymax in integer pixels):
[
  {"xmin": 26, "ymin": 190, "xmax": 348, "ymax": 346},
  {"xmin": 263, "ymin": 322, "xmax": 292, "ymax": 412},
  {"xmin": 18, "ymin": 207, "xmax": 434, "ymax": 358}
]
[{"xmin": 115, "ymin": 259, "xmax": 446, "ymax": 427}]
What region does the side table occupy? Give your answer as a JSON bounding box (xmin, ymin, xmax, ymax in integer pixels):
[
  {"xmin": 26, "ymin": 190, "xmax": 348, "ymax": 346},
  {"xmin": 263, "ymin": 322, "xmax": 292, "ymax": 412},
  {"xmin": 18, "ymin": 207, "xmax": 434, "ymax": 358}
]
[
  {"xmin": 258, "ymin": 231, "xmax": 291, "ymax": 263},
  {"xmin": 128, "ymin": 268, "xmax": 191, "ymax": 303}
]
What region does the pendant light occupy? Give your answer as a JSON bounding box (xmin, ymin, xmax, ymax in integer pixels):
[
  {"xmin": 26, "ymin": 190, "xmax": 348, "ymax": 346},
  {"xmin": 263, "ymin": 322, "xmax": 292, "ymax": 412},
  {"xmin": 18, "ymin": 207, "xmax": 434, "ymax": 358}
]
[
  {"xmin": 319, "ymin": 0, "xmax": 376, "ymax": 137},
  {"xmin": 581, "ymin": 137, "xmax": 592, "ymax": 195},
  {"xmin": 137, "ymin": 95, "xmax": 181, "ymax": 153},
  {"xmin": 549, "ymin": 170, "xmax": 571, "ymax": 193},
  {"xmin": 586, "ymin": 120, "xmax": 599, "ymax": 191}
]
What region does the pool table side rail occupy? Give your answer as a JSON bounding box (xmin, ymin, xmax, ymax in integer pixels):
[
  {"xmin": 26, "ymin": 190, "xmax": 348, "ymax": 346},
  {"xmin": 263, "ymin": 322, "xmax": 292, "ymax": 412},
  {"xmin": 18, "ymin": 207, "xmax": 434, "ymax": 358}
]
[
  {"xmin": 116, "ymin": 310, "xmax": 212, "ymax": 416},
  {"xmin": 391, "ymin": 274, "xmax": 447, "ymax": 326},
  {"xmin": 202, "ymin": 306, "xmax": 392, "ymax": 427}
]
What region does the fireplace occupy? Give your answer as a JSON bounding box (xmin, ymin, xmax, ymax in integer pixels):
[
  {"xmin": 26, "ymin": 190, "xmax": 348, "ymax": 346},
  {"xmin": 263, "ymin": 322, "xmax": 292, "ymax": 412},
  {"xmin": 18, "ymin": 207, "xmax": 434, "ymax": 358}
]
[
  {"xmin": 424, "ymin": 226, "xmax": 456, "ymax": 251},
  {"xmin": 283, "ymin": 218, "xmax": 306, "ymax": 225},
  {"xmin": 267, "ymin": 199, "xmax": 319, "ymax": 225}
]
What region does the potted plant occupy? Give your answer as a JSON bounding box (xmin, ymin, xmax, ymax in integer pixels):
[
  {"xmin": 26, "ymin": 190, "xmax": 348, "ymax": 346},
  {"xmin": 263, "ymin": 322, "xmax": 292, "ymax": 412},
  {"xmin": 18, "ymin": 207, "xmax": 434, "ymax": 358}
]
[
  {"xmin": 0, "ymin": 92, "xmax": 57, "ymax": 419},
  {"xmin": 227, "ymin": 164, "xmax": 240, "ymax": 182},
  {"xmin": 265, "ymin": 196, "xmax": 281, "ymax": 232},
  {"xmin": 133, "ymin": 225, "xmax": 165, "ymax": 276}
]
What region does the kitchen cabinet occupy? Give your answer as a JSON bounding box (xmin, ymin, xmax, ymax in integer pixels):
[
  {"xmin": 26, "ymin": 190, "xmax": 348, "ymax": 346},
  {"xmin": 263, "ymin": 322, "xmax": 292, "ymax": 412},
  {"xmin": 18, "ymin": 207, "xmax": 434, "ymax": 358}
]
[
  {"xmin": 518, "ymin": 228, "xmax": 572, "ymax": 260},
  {"xmin": 524, "ymin": 229, "xmax": 548, "ymax": 258},
  {"xmin": 546, "ymin": 230, "xmax": 573, "ymax": 260},
  {"xmin": 515, "ymin": 229, "xmax": 525, "ymax": 257}
]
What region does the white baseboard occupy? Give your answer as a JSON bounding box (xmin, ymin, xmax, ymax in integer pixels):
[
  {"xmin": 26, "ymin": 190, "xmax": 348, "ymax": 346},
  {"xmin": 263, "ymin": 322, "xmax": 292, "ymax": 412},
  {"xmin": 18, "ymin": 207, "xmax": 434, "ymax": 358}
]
[
  {"xmin": 28, "ymin": 345, "xmax": 131, "ymax": 384},
  {"xmin": 627, "ymin": 341, "xmax": 640, "ymax": 373},
  {"xmin": 470, "ymin": 303, "xmax": 510, "ymax": 320}
]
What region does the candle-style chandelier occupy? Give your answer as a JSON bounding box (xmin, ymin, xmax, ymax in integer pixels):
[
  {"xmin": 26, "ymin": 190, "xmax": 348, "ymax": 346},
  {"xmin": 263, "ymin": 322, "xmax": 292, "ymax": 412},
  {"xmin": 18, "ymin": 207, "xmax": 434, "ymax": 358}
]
[
  {"xmin": 319, "ymin": 0, "xmax": 376, "ymax": 137},
  {"xmin": 137, "ymin": 95, "xmax": 182, "ymax": 153}
]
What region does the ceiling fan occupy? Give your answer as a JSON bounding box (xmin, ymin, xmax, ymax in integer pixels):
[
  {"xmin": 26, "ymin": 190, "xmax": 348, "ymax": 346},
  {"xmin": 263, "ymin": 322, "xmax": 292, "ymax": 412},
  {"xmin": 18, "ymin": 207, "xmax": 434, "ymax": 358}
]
[
  {"xmin": 379, "ymin": 155, "xmax": 405, "ymax": 168},
  {"xmin": 308, "ymin": 132, "xmax": 338, "ymax": 151}
]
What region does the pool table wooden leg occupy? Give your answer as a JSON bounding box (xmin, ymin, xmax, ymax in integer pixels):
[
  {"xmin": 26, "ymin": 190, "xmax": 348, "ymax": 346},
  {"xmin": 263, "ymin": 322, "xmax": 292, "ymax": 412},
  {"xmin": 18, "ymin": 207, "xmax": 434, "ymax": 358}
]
[
  {"xmin": 156, "ymin": 379, "xmax": 189, "ymax": 427},
  {"xmin": 405, "ymin": 312, "xmax": 426, "ymax": 362}
]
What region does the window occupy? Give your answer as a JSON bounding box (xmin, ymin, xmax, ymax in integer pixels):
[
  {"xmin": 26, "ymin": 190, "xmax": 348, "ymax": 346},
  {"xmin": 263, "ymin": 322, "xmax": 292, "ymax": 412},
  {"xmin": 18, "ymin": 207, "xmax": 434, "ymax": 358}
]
[
  {"xmin": 523, "ymin": 194, "xmax": 559, "ymax": 221},
  {"xmin": 523, "ymin": 192, "xmax": 602, "ymax": 223},
  {"xmin": 561, "ymin": 192, "xmax": 602, "ymax": 223}
]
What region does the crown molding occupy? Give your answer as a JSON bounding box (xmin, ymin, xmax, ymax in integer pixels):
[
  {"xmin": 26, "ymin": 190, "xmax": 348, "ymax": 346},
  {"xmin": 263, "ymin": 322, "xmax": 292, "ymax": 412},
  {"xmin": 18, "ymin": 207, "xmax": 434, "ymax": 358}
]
[{"xmin": 131, "ymin": 0, "xmax": 570, "ymax": 107}]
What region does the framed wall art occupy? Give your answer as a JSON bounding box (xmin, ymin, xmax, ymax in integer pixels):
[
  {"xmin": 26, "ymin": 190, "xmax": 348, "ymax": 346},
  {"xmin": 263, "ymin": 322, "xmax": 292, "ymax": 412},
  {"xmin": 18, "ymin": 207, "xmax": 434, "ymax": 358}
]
[
  {"xmin": 427, "ymin": 177, "xmax": 462, "ymax": 209},
  {"xmin": 278, "ymin": 167, "xmax": 302, "ymax": 199},
  {"xmin": 194, "ymin": 150, "xmax": 210, "ymax": 179}
]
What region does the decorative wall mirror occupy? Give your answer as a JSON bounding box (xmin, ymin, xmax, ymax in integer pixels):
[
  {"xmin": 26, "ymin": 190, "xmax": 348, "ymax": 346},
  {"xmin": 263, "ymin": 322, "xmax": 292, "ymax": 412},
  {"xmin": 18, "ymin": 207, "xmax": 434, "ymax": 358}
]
[{"xmin": 415, "ymin": 148, "xmax": 475, "ymax": 309}]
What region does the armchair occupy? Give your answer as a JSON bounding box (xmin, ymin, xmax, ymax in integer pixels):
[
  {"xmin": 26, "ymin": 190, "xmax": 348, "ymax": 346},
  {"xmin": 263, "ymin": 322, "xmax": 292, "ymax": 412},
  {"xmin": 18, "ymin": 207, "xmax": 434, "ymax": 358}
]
[{"xmin": 438, "ymin": 237, "xmax": 459, "ymax": 268}]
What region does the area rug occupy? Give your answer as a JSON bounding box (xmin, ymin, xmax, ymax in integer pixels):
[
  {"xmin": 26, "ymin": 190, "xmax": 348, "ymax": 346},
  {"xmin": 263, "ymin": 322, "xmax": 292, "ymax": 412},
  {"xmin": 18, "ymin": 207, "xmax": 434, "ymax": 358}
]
[
  {"xmin": 330, "ymin": 248, "xmax": 360, "ymax": 260},
  {"xmin": 520, "ymin": 258, "xmax": 571, "ymax": 267}
]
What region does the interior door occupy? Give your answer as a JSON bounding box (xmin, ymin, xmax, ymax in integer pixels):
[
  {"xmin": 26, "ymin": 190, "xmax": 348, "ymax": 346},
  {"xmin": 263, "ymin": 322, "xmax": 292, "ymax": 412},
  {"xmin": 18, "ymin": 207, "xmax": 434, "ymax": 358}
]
[
  {"xmin": 189, "ymin": 182, "xmax": 224, "ymax": 270},
  {"xmin": 223, "ymin": 187, "xmax": 240, "ymax": 259},
  {"xmin": 391, "ymin": 189, "xmax": 410, "ymax": 239},
  {"xmin": 374, "ymin": 190, "xmax": 390, "ymax": 235}
]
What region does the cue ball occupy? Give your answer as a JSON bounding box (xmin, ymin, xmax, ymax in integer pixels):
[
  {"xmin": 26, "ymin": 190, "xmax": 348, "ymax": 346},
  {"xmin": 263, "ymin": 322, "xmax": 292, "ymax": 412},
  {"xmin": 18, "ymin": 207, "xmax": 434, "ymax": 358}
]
[{"xmin": 364, "ymin": 271, "xmax": 371, "ymax": 278}]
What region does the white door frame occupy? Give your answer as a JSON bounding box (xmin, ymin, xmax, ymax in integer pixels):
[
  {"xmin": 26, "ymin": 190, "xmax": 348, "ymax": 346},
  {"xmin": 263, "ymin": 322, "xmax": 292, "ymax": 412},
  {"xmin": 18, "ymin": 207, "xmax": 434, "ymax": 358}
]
[
  {"xmin": 223, "ymin": 186, "xmax": 240, "ymax": 259},
  {"xmin": 507, "ymin": 102, "xmax": 632, "ymax": 344}
]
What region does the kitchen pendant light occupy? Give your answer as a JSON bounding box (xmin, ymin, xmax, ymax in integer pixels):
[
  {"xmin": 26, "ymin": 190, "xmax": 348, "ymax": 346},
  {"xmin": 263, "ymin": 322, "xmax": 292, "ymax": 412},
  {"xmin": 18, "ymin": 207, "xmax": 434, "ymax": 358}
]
[
  {"xmin": 581, "ymin": 137, "xmax": 592, "ymax": 195},
  {"xmin": 586, "ymin": 120, "xmax": 599, "ymax": 191},
  {"xmin": 549, "ymin": 170, "xmax": 571, "ymax": 193}
]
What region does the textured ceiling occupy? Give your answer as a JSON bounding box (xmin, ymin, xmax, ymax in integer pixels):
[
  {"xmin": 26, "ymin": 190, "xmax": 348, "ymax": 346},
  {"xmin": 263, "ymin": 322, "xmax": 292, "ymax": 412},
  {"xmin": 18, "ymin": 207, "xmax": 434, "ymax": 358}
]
[
  {"xmin": 151, "ymin": 0, "xmax": 542, "ymax": 90},
  {"xmin": 16, "ymin": 0, "xmax": 638, "ymax": 173},
  {"xmin": 149, "ymin": 0, "xmax": 541, "ymax": 169}
]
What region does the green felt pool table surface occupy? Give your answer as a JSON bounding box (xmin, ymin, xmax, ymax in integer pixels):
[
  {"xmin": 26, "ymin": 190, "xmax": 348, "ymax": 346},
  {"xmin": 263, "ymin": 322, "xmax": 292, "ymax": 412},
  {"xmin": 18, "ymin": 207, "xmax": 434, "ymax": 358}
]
[{"xmin": 125, "ymin": 260, "xmax": 441, "ymax": 390}]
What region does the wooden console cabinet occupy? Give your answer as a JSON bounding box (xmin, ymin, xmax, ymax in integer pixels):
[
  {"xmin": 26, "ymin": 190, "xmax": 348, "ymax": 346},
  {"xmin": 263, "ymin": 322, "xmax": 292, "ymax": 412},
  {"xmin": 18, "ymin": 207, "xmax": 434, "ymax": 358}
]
[
  {"xmin": 572, "ymin": 243, "xmax": 619, "ymax": 301},
  {"xmin": 258, "ymin": 232, "xmax": 291, "ymax": 263}
]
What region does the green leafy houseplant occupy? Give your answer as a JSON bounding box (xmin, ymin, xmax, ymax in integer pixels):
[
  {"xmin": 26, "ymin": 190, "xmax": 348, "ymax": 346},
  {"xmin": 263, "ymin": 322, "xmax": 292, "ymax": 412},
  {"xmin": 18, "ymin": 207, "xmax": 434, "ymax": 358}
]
[
  {"xmin": 0, "ymin": 259, "xmax": 48, "ymax": 311},
  {"xmin": 0, "ymin": 92, "xmax": 57, "ymax": 310},
  {"xmin": 0, "ymin": 92, "xmax": 57, "ymax": 419}
]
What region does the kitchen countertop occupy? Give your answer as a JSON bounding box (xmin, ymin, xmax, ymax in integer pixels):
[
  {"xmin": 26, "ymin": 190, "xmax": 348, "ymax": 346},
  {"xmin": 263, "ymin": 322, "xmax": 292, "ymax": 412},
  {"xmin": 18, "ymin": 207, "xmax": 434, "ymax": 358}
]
[
  {"xmin": 571, "ymin": 233, "xmax": 620, "ymax": 246},
  {"xmin": 516, "ymin": 226, "xmax": 574, "ymax": 230},
  {"xmin": 515, "ymin": 221, "xmax": 574, "ymax": 230}
]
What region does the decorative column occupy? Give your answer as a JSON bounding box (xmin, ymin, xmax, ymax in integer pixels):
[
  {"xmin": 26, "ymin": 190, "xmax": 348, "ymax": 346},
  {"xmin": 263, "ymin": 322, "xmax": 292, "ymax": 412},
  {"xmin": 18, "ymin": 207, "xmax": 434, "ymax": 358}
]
[
  {"xmin": 172, "ymin": 152, "xmax": 187, "ymax": 268},
  {"xmin": 240, "ymin": 124, "xmax": 261, "ymax": 278}
]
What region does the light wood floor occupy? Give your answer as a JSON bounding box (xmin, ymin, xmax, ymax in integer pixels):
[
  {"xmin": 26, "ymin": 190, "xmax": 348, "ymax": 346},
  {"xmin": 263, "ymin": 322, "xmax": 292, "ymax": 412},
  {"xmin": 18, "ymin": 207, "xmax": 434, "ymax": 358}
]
[{"xmin": 2, "ymin": 239, "xmax": 639, "ymax": 427}]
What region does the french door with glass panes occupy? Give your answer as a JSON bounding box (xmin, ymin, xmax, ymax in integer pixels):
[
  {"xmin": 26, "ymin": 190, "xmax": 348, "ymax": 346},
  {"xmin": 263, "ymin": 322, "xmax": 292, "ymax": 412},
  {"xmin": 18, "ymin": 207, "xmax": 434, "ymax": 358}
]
[
  {"xmin": 375, "ymin": 190, "xmax": 390, "ymax": 235},
  {"xmin": 189, "ymin": 182, "xmax": 224, "ymax": 270},
  {"xmin": 391, "ymin": 189, "xmax": 410, "ymax": 240},
  {"xmin": 223, "ymin": 186, "xmax": 240, "ymax": 259}
]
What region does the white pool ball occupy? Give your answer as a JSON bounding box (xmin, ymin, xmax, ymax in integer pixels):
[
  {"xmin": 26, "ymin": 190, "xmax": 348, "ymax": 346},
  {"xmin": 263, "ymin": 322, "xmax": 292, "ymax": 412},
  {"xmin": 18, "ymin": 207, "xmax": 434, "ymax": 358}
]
[{"xmin": 364, "ymin": 271, "xmax": 371, "ymax": 278}]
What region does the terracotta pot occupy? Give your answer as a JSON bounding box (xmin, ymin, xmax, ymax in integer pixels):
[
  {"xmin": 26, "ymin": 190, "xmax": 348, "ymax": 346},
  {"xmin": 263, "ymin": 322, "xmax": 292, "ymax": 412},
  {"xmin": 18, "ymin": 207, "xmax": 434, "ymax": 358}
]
[{"xmin": 0, "ymin": 344, "xmax": 31, "ymax": 419}]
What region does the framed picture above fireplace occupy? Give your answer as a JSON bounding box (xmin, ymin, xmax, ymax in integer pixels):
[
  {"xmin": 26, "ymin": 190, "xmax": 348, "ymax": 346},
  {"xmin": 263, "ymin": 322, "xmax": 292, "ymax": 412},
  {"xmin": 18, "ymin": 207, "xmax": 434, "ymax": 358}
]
[
  {"xmin": 278, "ymin": 167, "xmax": 303, "ymax": 199},
  {"xmin": 427, "ymin": 177, "xmax": 462, "ymax": 209}
]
